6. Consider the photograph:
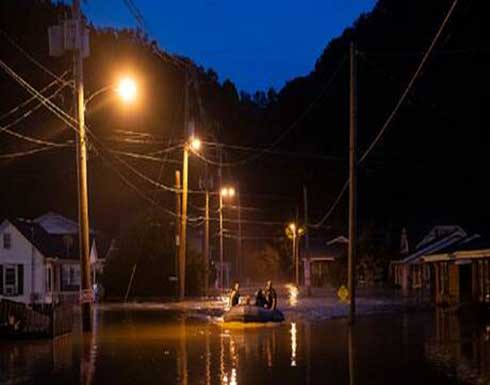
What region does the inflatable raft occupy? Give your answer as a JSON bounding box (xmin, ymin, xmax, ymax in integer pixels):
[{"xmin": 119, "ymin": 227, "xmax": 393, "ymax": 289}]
[{"xmin": 223, "ymin": 306, "xmax": 285, "ymax": 323}]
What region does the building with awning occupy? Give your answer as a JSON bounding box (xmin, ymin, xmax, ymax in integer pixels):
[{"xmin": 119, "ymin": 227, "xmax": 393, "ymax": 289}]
[{"xmin": 421, "ymin": 235, "xmax": 490, "ymax": 306}]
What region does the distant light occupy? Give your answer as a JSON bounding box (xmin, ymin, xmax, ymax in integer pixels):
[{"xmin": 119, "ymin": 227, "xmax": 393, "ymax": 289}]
[
  {"xmin": 289, "ymin": 223, "xmax": 296, "ymax": 232},
  {"xmin": 189, "ymin": 136, "xmax": 201, "ymax": 151},
  {"xmin": 117, "ymin": 77, "xmax": 137, "ymax": 102},
  {"xmin": 221, "ymin": 186, "xmax": 235, "ymax": 198},
  {"xmin": 286, "ymin": 283, "xmax": 299, "ymax": 307}
]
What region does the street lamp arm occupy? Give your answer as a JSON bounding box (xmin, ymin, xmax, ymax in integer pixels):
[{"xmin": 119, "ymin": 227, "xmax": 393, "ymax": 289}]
[{"xmin": 84, "ymin": 85, "xmax": 112, "ymax": 108}]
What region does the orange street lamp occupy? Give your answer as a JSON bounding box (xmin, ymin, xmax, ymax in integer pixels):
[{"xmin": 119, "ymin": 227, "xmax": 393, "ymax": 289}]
[
  {"xmin": 116, "ymin": 77, "xmax": 137, "ymax": 102},
  {"xmin": 286, "ymin": 223, "xmax": 304, "ymax": 286},
  {"xmin": 219, "ymin": 185, "xmax": 235, "ymax": 289},
  {"xmin": 85, "ymin": 76, "xmax": 138, "ymax": 108}
]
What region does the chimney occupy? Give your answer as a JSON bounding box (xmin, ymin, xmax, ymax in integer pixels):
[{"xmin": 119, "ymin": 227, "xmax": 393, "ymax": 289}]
[{"xmin": 400, "ymin": 227, "xmax": 409, "ymax": 255}]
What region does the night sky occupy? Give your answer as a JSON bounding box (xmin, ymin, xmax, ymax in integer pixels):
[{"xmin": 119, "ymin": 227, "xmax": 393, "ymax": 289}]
[{"xmin": 83, "ymin": 0, "xmax": 376, "ymax": 92}]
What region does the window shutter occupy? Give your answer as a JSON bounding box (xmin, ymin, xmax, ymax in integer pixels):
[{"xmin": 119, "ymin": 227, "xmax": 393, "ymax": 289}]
[
  {"xmin": 0, "ymin": 265, "xmax": 3, "ymax": 295},
  {"xmin": 17, "ymin": 265, "xmax": 24, "ymax": 295}
]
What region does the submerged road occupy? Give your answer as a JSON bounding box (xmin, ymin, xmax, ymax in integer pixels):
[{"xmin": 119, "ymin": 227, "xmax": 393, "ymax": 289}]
[{"xmin": 1, "ymin": 302, "xmax": 487, "ymax": 385}]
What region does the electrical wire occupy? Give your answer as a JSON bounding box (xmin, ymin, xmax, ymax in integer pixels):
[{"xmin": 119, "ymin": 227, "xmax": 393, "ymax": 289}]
[
  {"xmin": 0, "ymin": 73, "xmax": 69, "ymax": 122},
  {"xmin": 358, "ymin": 0, "xmax": 460, "ymax": 164},
  {"xmin": 0, "ymin": 28, "xmax": 73, "ymax": 87},
  {"xmin": 204, "ymin": 141, "xmax": 344, "ymax": 162},
  {"xmin": 194, "ymin": 55, "xmax": 348, "ymax": 168},
  {"xmin": 0, "ymin": 146, "xmax": 67, "ymax": 159},
  {"xmin": 0, "ymin": 83, "xmax": 71, "ymax": 147},
  {"xmin": 308, "ymin": 0, "xmax": 460, "ymax": 229}
]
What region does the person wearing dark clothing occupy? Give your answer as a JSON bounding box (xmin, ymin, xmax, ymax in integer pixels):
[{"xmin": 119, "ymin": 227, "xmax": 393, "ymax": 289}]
[
  {"xmin": 264, "ymin": 280, "xmax": 277, "ymax": 310},
  {"xmin": 255, "ymin": 289, "xmax": 267, "ymax": 307},
  {"xmin": 230, "ymin": 282, "xmax": 240, "ymax": 307}
]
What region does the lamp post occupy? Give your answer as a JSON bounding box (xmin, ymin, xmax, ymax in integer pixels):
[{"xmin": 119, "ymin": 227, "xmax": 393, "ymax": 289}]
[
  {"xmin": 77, "ymin": 74, "xmax": 138, "ymax": 331},
  {"xmin": 219, "ymin": 186, "xmax": 235, "ymax": 290},
  {"xmin": 287, "ymin": 223, "xmax": 304, "ymax": 287},
  {"xmin": 179, "ymin": 136, "xmax": 201, "ymax": 300}
]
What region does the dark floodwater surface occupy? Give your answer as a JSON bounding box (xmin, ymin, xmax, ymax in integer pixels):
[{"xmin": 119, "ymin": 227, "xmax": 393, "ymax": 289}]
[{"xmin": 1, "ymin": 305, "xmax": 489, "ymax": 385}]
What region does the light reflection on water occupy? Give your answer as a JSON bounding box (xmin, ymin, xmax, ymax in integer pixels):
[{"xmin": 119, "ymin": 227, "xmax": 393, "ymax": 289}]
[
  {"xmin": 290, "ymin": 322, "xmax": 297, "ymax": 367},
  {"xmin": 0, "ymin": 306, "xmax": 480, "ymax": 385}
]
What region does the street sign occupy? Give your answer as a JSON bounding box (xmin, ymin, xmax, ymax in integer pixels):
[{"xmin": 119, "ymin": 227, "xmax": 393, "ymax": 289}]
[{"xmin": 79, "ymin": 289, "xmax": 94, "ymax": 304}]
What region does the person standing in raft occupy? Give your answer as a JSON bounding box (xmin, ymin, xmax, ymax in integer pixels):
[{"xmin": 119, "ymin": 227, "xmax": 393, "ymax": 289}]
[
  {"xmin": 255, "ymin": 289, "xmax": 267, "ymax": 307},
  {"xmin": 264, "ymin": 280, "xmax": 277, "ymax": 310},
  {"xmin": 230, "ymin": 282, "xmax": 241, "ymax": 307}
]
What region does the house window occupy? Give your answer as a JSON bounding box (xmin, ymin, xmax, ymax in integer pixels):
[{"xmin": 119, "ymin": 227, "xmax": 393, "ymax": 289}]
[
  {"xmin": 61, "ymin": 264, "xmax": 80, "ymax": 291},
  {"xmin": 1, "ymin": 264, "xmax": 24, "ymax": 296},
  {"xmin": 46, "ymin": 266, "xmax": 52, "ymax": 292},
  {"xmin": 3, "ymin": 233, "xmax": 11, "ymax": 249}
]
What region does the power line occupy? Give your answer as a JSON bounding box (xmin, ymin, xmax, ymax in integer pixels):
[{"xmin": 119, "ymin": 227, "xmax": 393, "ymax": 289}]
[
  {"xmin": 0, "ymin": 28, "xmax": 72, "ymax": 87},
  {"xmin": 358, "ymin": 0, "xmax": 460, "ymax": 164},
  {"xmin": 0, "ymin": 82, "xmax": 71, "ymax": 147},
  {"xmin": 0, "ymin": 74, "xmax": 68, "ymax": 122},
  {"xmin": 0, "ymin": 146, "xmax": 67, "ymax": 159},
  {"xmin": 198, "ymin": 55, "xmax": 348, "ymax": 168},
  {"xmin": 203, "ymin": 141, "xmax": 344, "ymax": 162},
  {"xmin": 309, "ymin": 0, "xmax": 460, "ymax": 229}
]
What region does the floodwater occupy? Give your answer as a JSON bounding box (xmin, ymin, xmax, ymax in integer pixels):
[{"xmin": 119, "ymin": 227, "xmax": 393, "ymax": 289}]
[{"xmin": 1, "ymin": 305, "xmax": 489, "ymax": 385}]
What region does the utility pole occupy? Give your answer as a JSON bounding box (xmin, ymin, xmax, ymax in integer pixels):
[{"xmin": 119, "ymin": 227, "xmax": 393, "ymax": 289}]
[
  {"xmin": 292, "ymin": 229, "xmax": 298, "ymax": 286},
  {"xmin": 204, "ymin": 190, "xmax": 210, "ymax": 296},
  {"xmin": 303, "ymin": 185, "xmax": 311, "ymax": 296},
  {"xmin": 178, "ymin": 73, "xmax": 191, "ymax": 301},
  {"xmin": 348, "ymin": 41, "xmax": 358, "ymax": 325},
  {"xmin": 175, "ymin": 170, "xmax": 181, "ymax": 300},
  {"xmin": 179, "ymin": 147, "xmax": 189, "ymax": 301},
  {"xmin": 219, "ymin": 192, "xmax": 224, "ymax": 290},
  {"xmin": 236, "ymin": 184, "xmax": 242, "ymax": 280},
  {"xmin": 73, "ymin": 0, "xmax": 92, "ymax": 332}
]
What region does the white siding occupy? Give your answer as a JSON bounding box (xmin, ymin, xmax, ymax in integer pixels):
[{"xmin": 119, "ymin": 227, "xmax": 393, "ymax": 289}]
[{"xmin": 0, "ymin": 221, "xmax": 45, "ymax": 304}]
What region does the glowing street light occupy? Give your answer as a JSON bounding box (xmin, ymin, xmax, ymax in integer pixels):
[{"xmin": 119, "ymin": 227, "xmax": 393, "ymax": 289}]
[
  {"xmin": 84, "ymin": 76, "xmax": 138, "ymax": 108},
  {"xmin": 286, "ymin": 222, "xmax": 304, "ymax": 286},
  {"xmin": 189, "ymin": 136, "xmax": 201, "ymax": 152},
  {"xmin": 116, "ymin": 76, "xmax": 137, "ymax": 102}
]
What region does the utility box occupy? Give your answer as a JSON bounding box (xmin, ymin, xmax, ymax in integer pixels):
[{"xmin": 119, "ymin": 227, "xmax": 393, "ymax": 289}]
[
  {"xmin": 48, "ymin": 20, "xmax": 90, "ymax": 58},
  {"xmin": 48, "ymin": 24, "xmax": 64, "ymax": 57}
]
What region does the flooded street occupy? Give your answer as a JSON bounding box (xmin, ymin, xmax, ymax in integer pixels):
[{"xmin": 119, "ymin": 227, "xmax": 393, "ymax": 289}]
[{"xmin": 2, "ymin": 305, "xmax": 490, "ymax": 385}]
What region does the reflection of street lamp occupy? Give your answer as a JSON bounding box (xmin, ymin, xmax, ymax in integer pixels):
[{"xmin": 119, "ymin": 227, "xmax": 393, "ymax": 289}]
[
  {"xmin": 219, "ymin": 186, "xmax": 235, "ymax": 290},
  {"xmin": 286, "ymin": 222, "xmax": 304, "ymax": 286},
  {"xmin": 179, "ymin": 136, "xmax": 201, "ymax": 300}
]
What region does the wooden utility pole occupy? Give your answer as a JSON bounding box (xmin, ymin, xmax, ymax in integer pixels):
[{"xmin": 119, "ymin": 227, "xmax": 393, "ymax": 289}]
[
  {"xmin": 219, "ymin": 193, "xmax": 224, "ymax": 290},
  {"xmin": 303, "ymin": 185, "xmax": 311, "ymax": 296},
  {"xmin": 175, "ymin": 170, "xmax": 181, "ymax": 300},
  {"xmin": 179, "ymin": 147, "xmax": 189, "ymax": 301},
  {"xmin": 204, "ymin": 190, "xmax": 210, "ymax": 296},
  {"xmin": 292, "ymin": 230, "xmax": 298, "ymax": 286},
  {"xmin": 236, "ymin": 184, "xmax": 242, "ymax": 279},
  {"xmin": 73, "ymin": 0, "xmax": 92, "ymax": 332},
  {"xmin": 348, "ymin": 41, "xmax": 358, "ymax": 325}
]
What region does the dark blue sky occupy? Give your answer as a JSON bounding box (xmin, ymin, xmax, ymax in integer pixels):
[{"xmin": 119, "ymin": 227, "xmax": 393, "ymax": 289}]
[{"xmin": 83, "ymin": 0, "xmax": 376, "ymax": 92}]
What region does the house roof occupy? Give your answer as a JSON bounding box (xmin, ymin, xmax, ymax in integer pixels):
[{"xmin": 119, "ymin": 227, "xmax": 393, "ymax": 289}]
[
  {"xmin": 33, "ymin": 212, "xmax": 94, "ymax": 235},
  {"xmin": 1, "ymin": 213, "xmax": 111, "ymax": 260},
  {"xmin": 422, "ymin": 235, "xmax": 490, "ymax": 262},
  {"xmin": 391, "ymin": 227, "xmax": 467, "ymax": 265}
]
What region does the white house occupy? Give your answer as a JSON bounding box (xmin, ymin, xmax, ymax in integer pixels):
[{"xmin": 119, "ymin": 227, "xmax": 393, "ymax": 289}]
[{"xmin": 0, "ymin": 212, "xmax": 111, "ymax": 305}]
